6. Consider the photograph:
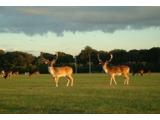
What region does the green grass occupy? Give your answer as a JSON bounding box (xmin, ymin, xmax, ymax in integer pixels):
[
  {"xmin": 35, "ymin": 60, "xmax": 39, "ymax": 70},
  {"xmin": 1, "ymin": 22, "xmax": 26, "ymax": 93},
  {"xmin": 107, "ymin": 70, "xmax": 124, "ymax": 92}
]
[{"xmin": 0, "ymin": 73, "xmax": 159, "ymax": 114}]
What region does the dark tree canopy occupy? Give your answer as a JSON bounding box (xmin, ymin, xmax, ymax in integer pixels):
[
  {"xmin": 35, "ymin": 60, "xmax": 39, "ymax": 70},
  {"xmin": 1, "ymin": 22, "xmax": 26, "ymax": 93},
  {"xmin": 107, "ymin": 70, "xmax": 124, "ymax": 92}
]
[{"xmin": 0, "ymin": 46, "xmax": 160, "ymax": 73}]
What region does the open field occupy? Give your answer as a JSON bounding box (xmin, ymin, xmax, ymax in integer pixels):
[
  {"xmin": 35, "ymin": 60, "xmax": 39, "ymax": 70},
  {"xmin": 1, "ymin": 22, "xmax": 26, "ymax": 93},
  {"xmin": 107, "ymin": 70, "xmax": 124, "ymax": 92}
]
[{"xmin": 0, "ymin": 73, "xmax": 160, "ymax": 114}]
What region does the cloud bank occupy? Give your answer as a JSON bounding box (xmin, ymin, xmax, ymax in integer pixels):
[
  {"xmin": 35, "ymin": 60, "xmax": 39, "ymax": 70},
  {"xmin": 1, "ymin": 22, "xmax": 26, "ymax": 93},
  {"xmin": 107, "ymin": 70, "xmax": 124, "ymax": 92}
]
[{"xmin": 0, "ymin": 6, "xmax": 160, "ymax": 36}]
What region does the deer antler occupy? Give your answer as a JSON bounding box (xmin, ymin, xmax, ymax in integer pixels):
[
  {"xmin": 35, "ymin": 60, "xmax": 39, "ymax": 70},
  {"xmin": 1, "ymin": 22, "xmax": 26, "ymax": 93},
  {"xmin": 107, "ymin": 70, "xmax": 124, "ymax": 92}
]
[
  {"xmin": 40, "ymin": 52, "xmax": 49, "ymax": 63},
  {"xmin": 97, "ymin": 53, "xmax": 102, "ymax": 62},
  {"xmin": 51, "ymin": 52, "xmax": 58, "ymax": 64},
  {"xmin": 107, "ymin": 52, "xmax": 113, "ymax": 62},
  {"xmin": 98, "ymin": 51, "xmax": 113, "ymax": 63},
  {"xmin": 55, "ymin": 52, "xmax": 58, "ymax": 61}
]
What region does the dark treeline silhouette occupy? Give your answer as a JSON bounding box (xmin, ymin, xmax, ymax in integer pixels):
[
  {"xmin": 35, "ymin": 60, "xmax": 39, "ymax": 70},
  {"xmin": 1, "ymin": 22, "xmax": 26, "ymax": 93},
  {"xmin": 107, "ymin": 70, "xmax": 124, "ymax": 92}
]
[{"xmin": 0, "ymin": 46, "xmax": 160, "ymax": 74}]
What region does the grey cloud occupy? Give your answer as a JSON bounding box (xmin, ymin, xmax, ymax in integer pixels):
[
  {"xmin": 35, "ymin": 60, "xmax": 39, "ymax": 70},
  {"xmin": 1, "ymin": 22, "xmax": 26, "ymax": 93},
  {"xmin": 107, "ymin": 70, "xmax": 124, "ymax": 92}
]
[{"xmin": 0, "ymin": 6, "xmax": 160, "ymax": 36}]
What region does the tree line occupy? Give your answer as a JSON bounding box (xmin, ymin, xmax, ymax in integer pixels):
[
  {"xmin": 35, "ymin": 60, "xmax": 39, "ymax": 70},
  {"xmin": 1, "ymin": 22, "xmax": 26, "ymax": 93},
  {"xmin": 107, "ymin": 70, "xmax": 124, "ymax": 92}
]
[{"xmin": 0, "ymin": 46, "xmax": 160, "ymax": 73}]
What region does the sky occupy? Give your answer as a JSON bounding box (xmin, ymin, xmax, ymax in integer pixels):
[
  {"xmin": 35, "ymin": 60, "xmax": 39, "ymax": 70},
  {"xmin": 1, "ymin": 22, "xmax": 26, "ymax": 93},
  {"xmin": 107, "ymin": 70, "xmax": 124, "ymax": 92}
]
[{"xmin": 0, "ymin": 6, "xmax": 160, "ymax": 56}]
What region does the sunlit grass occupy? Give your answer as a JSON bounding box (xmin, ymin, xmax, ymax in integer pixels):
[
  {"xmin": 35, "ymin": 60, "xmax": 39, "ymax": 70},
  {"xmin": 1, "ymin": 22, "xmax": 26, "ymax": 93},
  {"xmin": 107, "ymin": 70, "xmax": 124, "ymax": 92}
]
[{"xmin": 0, "ymin": 73, "xmax": 159, "ymax": 113}]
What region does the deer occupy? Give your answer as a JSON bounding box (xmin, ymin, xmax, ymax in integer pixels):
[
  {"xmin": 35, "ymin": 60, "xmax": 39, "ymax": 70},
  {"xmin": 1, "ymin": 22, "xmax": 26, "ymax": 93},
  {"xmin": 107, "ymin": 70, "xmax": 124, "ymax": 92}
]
[
  {"xmin": 1, "ymin": 70, "xmax": 5, "ymax": 78},
  {"xmin": 97, "ymin": 52, "xmax": 130, "ymax": 86},
  {"xmin": 1, "ymin": 70, "xmax": 13, "ymax": 79},
  {"xmin": 28, "ymin": 70, "xmax": 40, "ymax": 77},
  {"xmin": 40, "ymin": 52, "xmax": 74, "ymax": 87}
]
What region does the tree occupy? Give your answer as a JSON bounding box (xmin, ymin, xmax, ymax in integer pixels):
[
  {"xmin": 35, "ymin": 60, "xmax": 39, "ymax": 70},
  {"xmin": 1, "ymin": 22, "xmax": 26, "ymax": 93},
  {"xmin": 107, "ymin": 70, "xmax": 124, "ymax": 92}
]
[
  {"xmin": 0, "ymin": 51, "xmax": 36, "ymax": 72},
  {"xmin": 56, "ymin": 52, "xmax": 74, "ymax": 65},
  {"xmin": 0, "ymin": 47, "xmax": 160, "ymax": 73},
  {"xmin": 110, "ymin": 49, "xmax": 128, "ymax": 65},
  {"xmin": 0, "ymin": 49, "xmax": 5, "ymax": 55},
  {"xmin": 77, "ymin": 46, "xmax": 98, "ymax": 65}
]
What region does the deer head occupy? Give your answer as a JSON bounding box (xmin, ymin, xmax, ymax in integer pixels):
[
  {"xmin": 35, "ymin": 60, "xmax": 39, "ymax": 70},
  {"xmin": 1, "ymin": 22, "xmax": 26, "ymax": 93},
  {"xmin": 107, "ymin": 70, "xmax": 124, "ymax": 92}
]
[
  {"xmin": 97, "ymin": 52, "xmax": 113, "ymax": 65},
  {"xmin": 40, "ymin": 52, "xmax": 58, "ymax": 67}
]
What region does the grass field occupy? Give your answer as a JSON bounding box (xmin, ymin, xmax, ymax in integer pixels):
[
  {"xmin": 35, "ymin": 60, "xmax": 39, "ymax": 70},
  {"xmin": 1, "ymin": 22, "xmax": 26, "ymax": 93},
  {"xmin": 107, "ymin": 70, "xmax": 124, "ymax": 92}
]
[{"xmin": 0, "ymin": 73, "xmax": 159, "ymax": 114}]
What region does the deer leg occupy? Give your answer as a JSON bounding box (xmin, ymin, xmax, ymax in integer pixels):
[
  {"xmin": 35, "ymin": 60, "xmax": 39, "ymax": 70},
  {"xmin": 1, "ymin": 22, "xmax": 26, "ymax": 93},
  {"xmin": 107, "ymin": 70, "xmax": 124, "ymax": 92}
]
[
  {"xmin": 67, "ymin": 80, "xmax": 70, "ymax": 87},
  {"xmin": 124, "ymin": 75, "xmax": 127, "ymax": 85},
  {"xmin": 110, "ymin": 76, "xmax": 113, "ymax": 86},
  {"xmin": 124, "ymin": 74, "xmax": 129, "ymax": 85},
  {"xmin": 66, "ymin": 76, "xmax": 70, "ymax": 87},
  {"xmin": 113, "ymin": 76, "xmax": 117, "ymax": 85},
  {"xmin": 68, "ymin": 75, "xmax": 74, "ymax": 87},
  {"xmin": 66, "ymin": 75, "xmax": 74, "ymax": 87},
  {"xmin": 55, "ymin": 77, "xmax": 59, "ymax": 87},
  {"xmin": 124, "ymin": 79, "xmax": 126, "ymax": 85},
  {"xmin": 126, "ymin": 75, "xmax": 129, "ymax": 85}
]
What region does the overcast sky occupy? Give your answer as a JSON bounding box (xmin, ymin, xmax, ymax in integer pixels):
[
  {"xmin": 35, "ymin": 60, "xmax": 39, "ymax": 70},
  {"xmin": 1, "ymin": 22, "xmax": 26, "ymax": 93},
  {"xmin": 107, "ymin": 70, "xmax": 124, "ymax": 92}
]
[{"xmin": 0, "ymin": 6, "xmax": 160, "ymax": 56}]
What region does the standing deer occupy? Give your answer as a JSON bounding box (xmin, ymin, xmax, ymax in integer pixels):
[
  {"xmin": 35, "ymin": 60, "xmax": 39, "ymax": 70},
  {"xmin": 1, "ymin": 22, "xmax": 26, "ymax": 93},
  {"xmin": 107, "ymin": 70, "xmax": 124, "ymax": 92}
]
[
  {"xmin": 40, "ymin": 52, "xmax": 74, "ymax": 87},
  {"xmin": 97, "ymin": 52, "xmax": 130, "ymax": 86},
  {"xmin": 1, "ymin": 70, "xmax": 18, "ymax": 79},
  {"xmin": 28, "ymin": 70, "xmax": 40, "ymax": 77},
  {"xmin": 1, "ymin": 70, "xmax": 5, "ymax": 78},
  {"xmin": 1, "ymin": 70, "xmax": 12, "ymax": 79}
]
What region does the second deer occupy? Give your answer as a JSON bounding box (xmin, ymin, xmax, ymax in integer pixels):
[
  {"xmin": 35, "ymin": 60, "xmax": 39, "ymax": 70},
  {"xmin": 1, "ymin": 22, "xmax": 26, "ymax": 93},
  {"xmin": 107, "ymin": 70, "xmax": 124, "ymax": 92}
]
[{"xmin": 97, "ymin": 52, "xmax": 130, "ymax": 86}]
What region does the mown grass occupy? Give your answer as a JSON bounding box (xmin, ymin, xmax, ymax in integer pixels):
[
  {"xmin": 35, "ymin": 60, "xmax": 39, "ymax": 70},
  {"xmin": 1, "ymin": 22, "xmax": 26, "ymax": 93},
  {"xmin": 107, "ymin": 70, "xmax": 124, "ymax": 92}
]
[{"xmin": 0, "ymin": 73, "xmax": 159, "ymax": 113}]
